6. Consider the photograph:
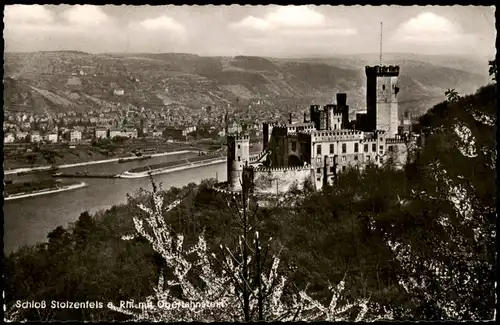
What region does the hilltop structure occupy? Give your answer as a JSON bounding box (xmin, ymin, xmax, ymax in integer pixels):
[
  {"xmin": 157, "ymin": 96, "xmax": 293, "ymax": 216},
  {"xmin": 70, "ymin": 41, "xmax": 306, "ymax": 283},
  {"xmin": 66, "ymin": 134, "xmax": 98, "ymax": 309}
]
[{"xmin": 222, "ymin": 65, "xmax": 417, "ymax": 194}]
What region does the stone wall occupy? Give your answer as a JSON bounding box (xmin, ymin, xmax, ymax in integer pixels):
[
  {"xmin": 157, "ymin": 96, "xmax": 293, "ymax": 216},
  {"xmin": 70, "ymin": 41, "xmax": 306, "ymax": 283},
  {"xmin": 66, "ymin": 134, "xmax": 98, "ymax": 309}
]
[
  {"xmin": 386, "ymin": 140, "xmax": 409, "ymax": 169},
  {"xmin": 253, "ymin": 167, "xmax": 312, "ymax": 195}
]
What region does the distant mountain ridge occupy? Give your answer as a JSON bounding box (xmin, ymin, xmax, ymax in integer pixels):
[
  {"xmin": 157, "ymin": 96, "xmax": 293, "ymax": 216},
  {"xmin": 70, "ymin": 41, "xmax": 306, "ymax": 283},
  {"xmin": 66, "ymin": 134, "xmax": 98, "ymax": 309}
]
[{"xmin": 3, "ymin": 51, "xmax": 490, "ymax": 120}]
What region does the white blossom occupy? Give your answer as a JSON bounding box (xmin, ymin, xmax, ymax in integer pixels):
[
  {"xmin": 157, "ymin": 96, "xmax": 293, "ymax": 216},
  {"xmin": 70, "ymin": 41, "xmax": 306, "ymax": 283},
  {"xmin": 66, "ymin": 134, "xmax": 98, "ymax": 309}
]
[
  {"xmin": 110, "ymin": 187, "xmax": 378, "ymax": 322},
  {"xmin": 453, "ymin": 122, "xmax": 477, "ymax": 158}
]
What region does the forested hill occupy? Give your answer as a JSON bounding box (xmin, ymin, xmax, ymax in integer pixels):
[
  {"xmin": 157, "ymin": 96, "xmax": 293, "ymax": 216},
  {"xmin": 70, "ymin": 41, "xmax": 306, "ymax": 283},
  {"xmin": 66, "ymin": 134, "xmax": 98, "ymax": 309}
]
[
  {"xmin": 279, "ymin": 82, "xmax": 496, "ymax": 320},
  {"xmin": 4, "ymin": 80, "xmax": 496, "ymax": 321}
]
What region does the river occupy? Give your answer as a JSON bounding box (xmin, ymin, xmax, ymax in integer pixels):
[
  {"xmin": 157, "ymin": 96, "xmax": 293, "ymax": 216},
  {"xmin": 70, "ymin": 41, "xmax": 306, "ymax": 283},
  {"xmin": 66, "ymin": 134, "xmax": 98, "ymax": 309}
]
[{"xmin": 3, "ymin": 153, "xmax": 227, "ymax": 254}]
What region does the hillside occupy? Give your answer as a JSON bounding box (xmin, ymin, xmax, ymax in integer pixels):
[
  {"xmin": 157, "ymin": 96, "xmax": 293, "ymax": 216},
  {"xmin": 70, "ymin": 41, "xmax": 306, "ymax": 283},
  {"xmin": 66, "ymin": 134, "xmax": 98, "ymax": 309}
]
[
  {"xmin": 3, "ymin": 51, "xmax": 490, "ymax": 120},
  {"xmin": 4, "ymin": 82, "xmax": 496, "ymax": 321}
]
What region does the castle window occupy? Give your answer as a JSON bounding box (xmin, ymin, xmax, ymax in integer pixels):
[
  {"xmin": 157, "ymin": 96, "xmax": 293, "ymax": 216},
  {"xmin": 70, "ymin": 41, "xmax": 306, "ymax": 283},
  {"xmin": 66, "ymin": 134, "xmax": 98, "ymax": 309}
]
[
  {"xmin": 330, "ymin": 166, "xmax": 334, "ymax": 173},
  {"xmin": 364, "ymin": 144, "xmax": 368, "ymax": 152},
  {"xmin": 334, "ymin": 124, "xmax": 337, "ymax": 130},
  {"xmin": 379, "ymin": 145, "xmax": 384, "ymax": 154},
  {"xmin": 291, "ymin": 141, "xmax": 297, "ymax": 152},
  {"xmin": 372, "ymin": 143, "xmax": 376, "ymax": 152},
  {"xmin": 367, "ymin": 156, "xmax": 371, "ymax": 161},
  {"xmin": 316, "ymin": 157, "xmax": 321, "ymax": 165},
  {"xmin": 342, "ymin": 166, "xmax": 346, "ymax": 172},
  {"xmin": 342, "ymin": 156, "xmax": 346, "ymax": 162},
  {"xmin": 238, "ymin": 156, "xmax": 241, "ymax": 161},
  {"xmin": 354, "ymin": 143, "xmax": 359, "ymax": 153},
  {"xmin": 342, "ymin": 143, "xmax": 347, "ymax": 153},
  {"xmin": 330, "ymin": 144, "xmax": 334, "ymax": 154},
  {"xmin": 388, "ymin": 145, "xmax": 394, "ymax": 152},
  {"xmin": 380, "ymin": 157, "xmax": 384, "ymax": 164},
  {"xmin": 317, "ymin": 168, "xmax": 321, "ymax": 173},
  {"xmin": 354, "ymin": 155, "xmax": 358, "ymax": 161},
  {"xmin": 382, "ymin": 84, "xmax": 385, "ymax": 91},
  {"xmin": 329, "ymin": 157, "xmax": 334, "ymax": 165},
  {"xmin": 238, "ymin": 144, "xmax": 240, "ymax": 149},
  {"xmin": 317, "ymin": 144, "xmax": 322, "ymax": 155}
]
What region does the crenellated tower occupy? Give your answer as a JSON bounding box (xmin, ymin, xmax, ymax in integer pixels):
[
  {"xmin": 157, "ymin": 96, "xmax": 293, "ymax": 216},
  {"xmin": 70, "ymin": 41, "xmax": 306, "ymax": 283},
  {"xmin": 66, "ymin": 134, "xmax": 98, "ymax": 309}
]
[
  {"xmin": 365, "ymin": 65, "xmax": 400, "ymax": 137},
  {"xmin": 227, "ymin": 133, "xmax": 250, "ymax": 192}
]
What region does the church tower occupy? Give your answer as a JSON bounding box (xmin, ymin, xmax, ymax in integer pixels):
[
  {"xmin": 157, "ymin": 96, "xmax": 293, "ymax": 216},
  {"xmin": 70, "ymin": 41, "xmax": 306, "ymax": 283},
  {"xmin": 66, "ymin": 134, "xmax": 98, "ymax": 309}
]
[{"xmin": 365, "ymin": 65, "xmax": 400, "ymax": 137}]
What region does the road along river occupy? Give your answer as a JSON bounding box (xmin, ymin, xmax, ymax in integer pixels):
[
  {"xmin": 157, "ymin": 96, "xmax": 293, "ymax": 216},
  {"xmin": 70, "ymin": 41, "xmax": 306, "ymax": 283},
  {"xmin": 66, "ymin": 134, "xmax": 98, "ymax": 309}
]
[{"xmin": 3, "ymin": 153, "xmax": 227, "ymax": 254}]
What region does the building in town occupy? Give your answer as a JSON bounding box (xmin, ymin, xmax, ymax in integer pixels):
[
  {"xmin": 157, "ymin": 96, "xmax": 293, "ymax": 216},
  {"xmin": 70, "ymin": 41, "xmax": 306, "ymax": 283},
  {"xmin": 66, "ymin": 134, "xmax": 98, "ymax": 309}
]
[
  {"xmin": 46, "ymin": 133, "xmax": 58, "ymax": 143},
  {"xmin": 30, "ymin": 131, "xmax": 42, "ymax": 143},
  {"xmin": 149, "ymin": 130, "xmax": 163, "ymax": 138},
  {"xmin": 123, "ymin": 128, "xmax": 138, "ymax": 138},
  {"xmin": 16, "ymin": 132, "xmax": 28, "ymax": 141},
  {"xmin": 109, "ymin": 128, "xmax": 123, "ymax": 139},
  {"xmin": 4, "ymin": 133, "xmax": 15, "ymax": 143},
  {"xmin": 70, "ymin": 129, "xmax": 82, "ymax": 143},
  {"xmin": 95, "ymin": 127, "xmax": 108, "ymax": 139}
]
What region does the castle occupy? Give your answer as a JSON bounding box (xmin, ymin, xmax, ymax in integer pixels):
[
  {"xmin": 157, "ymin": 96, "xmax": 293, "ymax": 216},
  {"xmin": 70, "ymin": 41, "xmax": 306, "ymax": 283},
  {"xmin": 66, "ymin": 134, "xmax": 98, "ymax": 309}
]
[{"xmin": 224, "ymin": 65, "xmax": 417, "ymax": 194}]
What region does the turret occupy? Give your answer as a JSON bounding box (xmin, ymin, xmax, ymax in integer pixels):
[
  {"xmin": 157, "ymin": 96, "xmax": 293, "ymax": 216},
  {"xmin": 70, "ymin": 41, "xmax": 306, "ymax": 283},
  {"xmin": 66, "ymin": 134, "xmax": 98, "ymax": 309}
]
[{"xmin": 227, "ymin": 134, "xmax": 250, "ymax": 192}]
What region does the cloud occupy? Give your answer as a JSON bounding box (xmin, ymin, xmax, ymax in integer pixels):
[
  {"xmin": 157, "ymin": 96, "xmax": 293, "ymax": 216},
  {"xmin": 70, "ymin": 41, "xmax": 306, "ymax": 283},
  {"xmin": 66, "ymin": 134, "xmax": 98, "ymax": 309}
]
[
  {"xmin": 61, "ymin": 5, "xmax": 111, "ymax": 27},
  {"xmin": 4, "ymin": 5, "xmax": 55, "ymax": 25},
  {"xmin": 5, "ymin": 5, "xmax": 114, "ymax": 35},
  {"xmin": 127, "ymin": 15, "xmax": 188, "ymax": 46},
  {"xmin": 134, "ymin": 15, "xmax": 186, "ymax": 34},
  {"xmin": 230, "ymin": 5, "xmax": 356, "ymax": 38},
  {"xmin": 231, "ymin": 16, "xmax": 271, "ymax": 31},
  {"xmin": 266, "ymin": 6, "xmax": 326, "ymax": 29},
  {"xmin": 392, "ymin": 12, "xmax": 464, "ymax": 42},
  {"xmin": 279, "ymin": 27, "xmax": 357, "ymax": 37}
]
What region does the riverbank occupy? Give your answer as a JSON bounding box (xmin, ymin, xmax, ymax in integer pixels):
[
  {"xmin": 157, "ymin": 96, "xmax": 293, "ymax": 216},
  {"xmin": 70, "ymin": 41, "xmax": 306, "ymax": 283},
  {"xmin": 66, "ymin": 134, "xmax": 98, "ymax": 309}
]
[
  {"xmin": 4, "ymin": 150, "xmax": 198, "ymax": 175},
  {"xmin": 4, "ymin": 182, "xmax": 88, "ymax": 201},
  {"xmin": 118, "ymin": 157, "xmax": 227, "ymax": 179}
]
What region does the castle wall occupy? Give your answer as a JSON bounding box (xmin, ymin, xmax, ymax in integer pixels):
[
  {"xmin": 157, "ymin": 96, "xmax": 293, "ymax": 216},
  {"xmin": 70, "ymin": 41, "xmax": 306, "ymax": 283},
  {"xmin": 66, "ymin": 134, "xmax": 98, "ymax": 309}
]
[
  {"xmin": 309, "ymin": 130, "xmax": 366, "ymax": 189},
  {"xmin": 376, "ymin": 76, "xmax": 399, "ymax": 137},
  {"xmin": 385, "ymin": 140, "xmax": 408, "ymax": 169},
  {"xmin": 253, "ymin": 167, "xmax": 312, "ymax": 195},
  {"xmin": 390, "ymin": 102, "xmax": 399, "ymax": 138}
]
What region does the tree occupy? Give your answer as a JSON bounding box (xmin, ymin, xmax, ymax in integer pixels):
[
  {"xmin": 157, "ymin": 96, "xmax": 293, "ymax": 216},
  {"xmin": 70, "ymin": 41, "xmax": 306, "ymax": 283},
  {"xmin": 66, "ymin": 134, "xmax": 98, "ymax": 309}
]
[
  {"xmin": 445, "ymin": 89, "xmax": 460, "ymax": 103},
  {"xmin": 47, "ymin": 226, "xmax": 72, "ymax": 252},
  {"xmin": 73, "ymin": 211, "xmax": 96, "ymax": 249},
  {"xmin": 488, "ymin": 59, "xmax": 496, "ymax": 81},
  {"xmin": 109, "ymin": 181, "xmax": 383, "ymax": 322},
  {"xmin": 382, "ymin": 84, "xmax": 496, "ymax": 320}
]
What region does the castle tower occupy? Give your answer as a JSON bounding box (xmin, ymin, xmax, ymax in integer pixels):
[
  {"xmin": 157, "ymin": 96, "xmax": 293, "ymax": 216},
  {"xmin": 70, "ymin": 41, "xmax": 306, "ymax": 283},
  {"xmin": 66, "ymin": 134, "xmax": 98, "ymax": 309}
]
[
  {"xmin": 365, "ymin": 65, "xmax": 400, "ymax": 137},
  {"xmin": 325, "ymin": 104, "xmax": 335, "ymax": 130},
  {"xmin": 227, "ymin": 133, "xmax": 250, "ymax": 192},
  {"xmin": 262, "ymin": 123, "xmax": 272, "ymax": 151},
  {"xmin": 310, "ymin": 105, "xmax": 322, "ymax": 130},
  {"xmin": 336, "ymin": 93, "xmax": 349, "ymax": 129}
]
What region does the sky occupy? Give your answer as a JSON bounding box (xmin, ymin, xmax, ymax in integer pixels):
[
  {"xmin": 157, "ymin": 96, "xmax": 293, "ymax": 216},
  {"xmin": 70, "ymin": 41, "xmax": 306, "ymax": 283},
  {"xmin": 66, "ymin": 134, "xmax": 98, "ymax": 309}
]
[{"xmin": 3, "ymin": 5, "xmax": 496, "ymax": 58}]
